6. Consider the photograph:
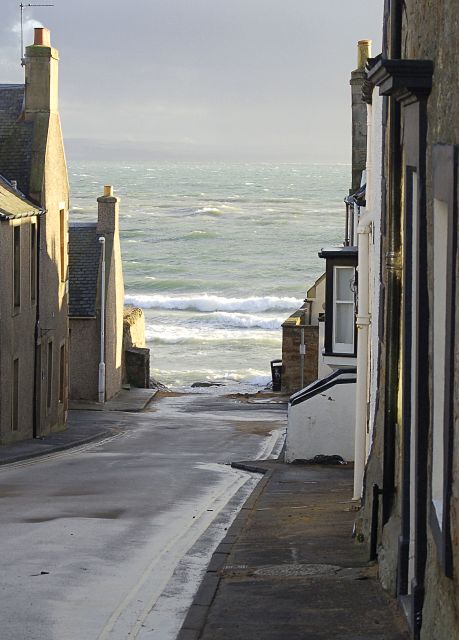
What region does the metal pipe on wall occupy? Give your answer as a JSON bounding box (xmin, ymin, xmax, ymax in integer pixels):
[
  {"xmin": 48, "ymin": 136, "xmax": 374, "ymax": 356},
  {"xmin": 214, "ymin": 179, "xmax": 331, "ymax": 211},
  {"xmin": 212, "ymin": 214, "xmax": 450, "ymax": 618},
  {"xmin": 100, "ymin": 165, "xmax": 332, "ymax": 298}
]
[{"xmin": 98, "ymin": 236, "xmax": 106, "ymax": 404}]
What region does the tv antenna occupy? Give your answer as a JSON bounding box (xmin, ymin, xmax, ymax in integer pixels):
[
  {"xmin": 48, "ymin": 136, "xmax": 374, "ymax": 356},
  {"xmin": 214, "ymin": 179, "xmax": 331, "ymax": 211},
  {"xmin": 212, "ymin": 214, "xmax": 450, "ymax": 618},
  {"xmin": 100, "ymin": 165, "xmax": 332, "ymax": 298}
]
[{"xmin": 20, "ymin": 3, "xmax": 54, "ymax": 66}]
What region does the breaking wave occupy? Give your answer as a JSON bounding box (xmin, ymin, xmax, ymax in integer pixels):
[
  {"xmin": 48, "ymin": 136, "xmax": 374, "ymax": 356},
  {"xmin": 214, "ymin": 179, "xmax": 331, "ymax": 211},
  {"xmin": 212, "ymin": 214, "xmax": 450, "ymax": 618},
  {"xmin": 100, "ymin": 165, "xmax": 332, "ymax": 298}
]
[
  {"xmin": 125, "ymin": 293, "xmax": 302, "ymax": 313},
  {"xmin": 145, "ymin": 325, "xmax": 281, "ymax": 346},
  {"xmin": 199, "ymin": 312, "xmax": 284, "ymax": 330}
]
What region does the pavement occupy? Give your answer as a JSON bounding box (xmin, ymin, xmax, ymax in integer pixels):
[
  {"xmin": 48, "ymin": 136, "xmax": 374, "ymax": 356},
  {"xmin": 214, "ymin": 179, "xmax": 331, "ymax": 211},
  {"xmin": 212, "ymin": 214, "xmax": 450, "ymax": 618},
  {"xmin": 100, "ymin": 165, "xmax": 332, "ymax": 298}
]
[
  {"xmin": 0, "ymin": 387, "xmax": 157, "ymax": 466},
  {"xmin": 178, "ymin": 459, "xmax": 410, "ymax": 640},
  {"xmin": 69, "ymin": 387, "xmax": 158, "ymax": 411}
]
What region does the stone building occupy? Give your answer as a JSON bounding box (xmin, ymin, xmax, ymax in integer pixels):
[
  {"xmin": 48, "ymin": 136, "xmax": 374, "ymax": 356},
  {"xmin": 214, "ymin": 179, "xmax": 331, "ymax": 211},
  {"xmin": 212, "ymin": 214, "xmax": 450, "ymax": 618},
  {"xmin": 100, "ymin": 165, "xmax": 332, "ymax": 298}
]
[
  {"xmin": 68, "ymin": 186, "xmax": 126, "ymax": 402},
  {"xmin": 0, "ymin": 179, "xmax": 43, "ymax": 443},
  {"xmin": 355, "ymin": 2, "xmax": 459, "ymax": 638},
  {"xmin": 284, "ymin": 41, "xmax": 371, "ymax": 464},
  {"xmin": 0, "ymin": 28, "xmax": 69, "ymax": 443}
]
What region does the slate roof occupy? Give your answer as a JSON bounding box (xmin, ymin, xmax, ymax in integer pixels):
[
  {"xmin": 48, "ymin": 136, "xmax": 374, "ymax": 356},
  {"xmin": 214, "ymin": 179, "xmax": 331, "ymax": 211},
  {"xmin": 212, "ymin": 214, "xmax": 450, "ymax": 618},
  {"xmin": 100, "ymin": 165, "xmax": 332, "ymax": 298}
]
[
  {"xmin": 0, "ymin": 174, "xmax": 43, "ymax": 220},
  {"xmin": 0, "ymin": 84, "xmax": 34, "ymax": 195},
  {"xmin": 68, "ymin": 223, "xmax": 101, "ymax": 318}
]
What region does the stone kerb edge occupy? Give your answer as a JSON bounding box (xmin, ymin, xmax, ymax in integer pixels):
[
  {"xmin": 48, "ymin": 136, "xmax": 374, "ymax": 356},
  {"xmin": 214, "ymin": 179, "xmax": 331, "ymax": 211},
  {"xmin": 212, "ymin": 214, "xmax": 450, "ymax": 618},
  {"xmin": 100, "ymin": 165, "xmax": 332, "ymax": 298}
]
[{"xmin": 176, "ymin": 464, "xmax": 273, "ymax": 640}]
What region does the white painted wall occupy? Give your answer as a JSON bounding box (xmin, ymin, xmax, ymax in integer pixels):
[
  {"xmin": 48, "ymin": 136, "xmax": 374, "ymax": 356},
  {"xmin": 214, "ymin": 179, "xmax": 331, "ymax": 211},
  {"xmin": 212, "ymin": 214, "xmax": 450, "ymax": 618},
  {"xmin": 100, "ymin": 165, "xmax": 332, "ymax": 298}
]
[
  {"xmin": 367, "ymin": 91, "xmax": 383, "ymax": 450},
  {"xmin": 285, "ymin": 380, "xmax": 356, "ymax": 462},
  {"xmin": 318, "ymin": 320, "xmax": 333, "ymax": 378}
]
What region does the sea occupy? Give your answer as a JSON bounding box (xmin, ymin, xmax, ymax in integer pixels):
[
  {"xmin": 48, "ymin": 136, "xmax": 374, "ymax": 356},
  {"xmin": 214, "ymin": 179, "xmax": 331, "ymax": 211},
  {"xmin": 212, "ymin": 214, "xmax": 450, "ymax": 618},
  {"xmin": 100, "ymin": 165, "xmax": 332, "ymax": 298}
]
[{"xmin": 68, "ymin": 162, "xmax": 349, "ymax": 391}]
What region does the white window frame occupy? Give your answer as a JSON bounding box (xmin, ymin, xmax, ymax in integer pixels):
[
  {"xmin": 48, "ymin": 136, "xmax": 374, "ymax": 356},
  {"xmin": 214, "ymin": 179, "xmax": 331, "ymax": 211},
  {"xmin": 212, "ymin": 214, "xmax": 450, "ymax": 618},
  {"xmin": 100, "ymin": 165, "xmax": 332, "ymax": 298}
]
[
  {"xmin": 431, "ymin": 197, "xmax": 448, "ymax": 529},
  {"xmin": 332, "ymin": 265, "xmax": 355, "ymax": 354}
]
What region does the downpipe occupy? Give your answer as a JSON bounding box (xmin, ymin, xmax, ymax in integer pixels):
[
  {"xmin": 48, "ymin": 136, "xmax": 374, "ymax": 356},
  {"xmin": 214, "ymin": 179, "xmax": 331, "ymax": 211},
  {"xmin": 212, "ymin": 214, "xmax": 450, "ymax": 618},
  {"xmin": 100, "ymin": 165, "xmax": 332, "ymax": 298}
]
[
  {"xmin": 98, "ymin": 236, "xmax": 106, "ymax": 404},
  {"xmin": 370, "ymin": 483, "xmax": 383, "ymax": 560},
  {"xmin": 353, "ymin": 216, "xmax": 371, "ymax": 500}
]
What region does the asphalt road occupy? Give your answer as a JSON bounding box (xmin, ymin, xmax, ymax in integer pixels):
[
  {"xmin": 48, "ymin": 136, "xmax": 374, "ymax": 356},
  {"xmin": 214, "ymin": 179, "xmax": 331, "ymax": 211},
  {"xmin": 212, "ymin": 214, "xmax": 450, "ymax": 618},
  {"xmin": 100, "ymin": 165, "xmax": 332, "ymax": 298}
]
[{"xmin": 0, "ymin": 392, "xmax": 286, "ymax": 640}]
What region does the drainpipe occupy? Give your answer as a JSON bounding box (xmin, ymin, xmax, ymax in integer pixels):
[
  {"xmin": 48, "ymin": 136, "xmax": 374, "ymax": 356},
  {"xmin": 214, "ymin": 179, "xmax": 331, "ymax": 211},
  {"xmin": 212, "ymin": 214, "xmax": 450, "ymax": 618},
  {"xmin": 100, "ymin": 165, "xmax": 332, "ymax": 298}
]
[
  {"xmin": 98, "ymin": 236, "xmax": 106, "ymax": 404},
  {"xmin": 353, "ymin": 90, "xmax": 374, "ymax": 500},
  {"xmin": 33, "ymin": 208, "xmax": 46, "ymax": 437},
  {"xmin": 353, "ymin": 212, "xmax": 371, "ymax": 500}
]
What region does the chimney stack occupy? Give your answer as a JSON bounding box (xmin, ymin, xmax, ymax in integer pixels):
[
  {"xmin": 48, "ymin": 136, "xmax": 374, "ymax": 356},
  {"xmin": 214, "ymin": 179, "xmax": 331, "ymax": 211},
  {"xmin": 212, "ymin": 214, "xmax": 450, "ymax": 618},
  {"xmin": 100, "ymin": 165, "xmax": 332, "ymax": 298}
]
[
  {"xmin": 24, "ymin": 27, "xmax": 59, "ymax": 114},
  {"xmin": 349, "ymin": 39, "xmax": 372, "ymax": 193},
  {"xmin": 97, "ymin": 186, "xmax": 119, "ymax": 235}
]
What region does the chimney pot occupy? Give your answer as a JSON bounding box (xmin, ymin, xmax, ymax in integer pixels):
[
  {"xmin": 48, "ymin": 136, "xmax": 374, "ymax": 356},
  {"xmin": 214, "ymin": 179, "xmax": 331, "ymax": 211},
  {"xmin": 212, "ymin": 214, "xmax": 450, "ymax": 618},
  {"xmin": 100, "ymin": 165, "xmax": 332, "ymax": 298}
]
[
  {"xmin": 34, "ymin": 28, "xmax": 51, "ymax": 47},
  {"xmin": 104, "ymin": 185, "xmax": 113, "ymax": 197},
  {"xmin": 357, "ymin": 40, "xmax": 372, "ymax": 69}
]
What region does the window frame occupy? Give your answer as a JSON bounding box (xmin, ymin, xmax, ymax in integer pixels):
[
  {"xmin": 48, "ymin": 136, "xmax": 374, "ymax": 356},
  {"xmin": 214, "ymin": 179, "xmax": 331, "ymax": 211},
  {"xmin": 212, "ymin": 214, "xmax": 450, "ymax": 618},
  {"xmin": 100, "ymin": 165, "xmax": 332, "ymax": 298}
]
[
  {"xmin": 12, "ymin": 357, "xmax": 19, "ymax": 431},
  {"xmin": 429, "ymin": 144, "xmax": 457, "ymax": 577},
  {"xmin": 321, "ymin": 249, "xmax": 358, "ymax": 358},
  {"xmin": 13, "ymin": 224, "xmax": 21, "ymax": 311},
  {"xmin": 332, "ymin": 265, "xmax": 357, "ymax": 354},
  {"xmin": 30, "ymin": 221, "xmax": 37, "ymax": 304},
  {"xmin": 47, "ymin": 340, "xmax": 53, "ymax": 412},
  {"xmin": 59, "ymin": 208, "xmax": 66, "ymax": 283}
]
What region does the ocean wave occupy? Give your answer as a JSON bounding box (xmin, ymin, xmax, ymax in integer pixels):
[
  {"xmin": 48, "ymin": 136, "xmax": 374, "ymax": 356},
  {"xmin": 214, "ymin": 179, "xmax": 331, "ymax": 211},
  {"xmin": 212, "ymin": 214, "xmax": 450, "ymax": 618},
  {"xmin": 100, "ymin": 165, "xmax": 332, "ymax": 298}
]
[
  {"xmin": 125, "ymin": 293, "xmax": 302, "ymax": 313},
  {"xmin": 199, "ymin": 312, "xmax": 284, "ymax": 330},
  {"xmin": 150, "ymin": 367, "xmax": 272, "ymax": 388},
  {"xmin": 144, "ymin": 325, "xmax": 281, "ymax": 346},
  {"xmin": 194, "ymin": 207, "xmax": 222, "ymax": 216},
  {"xmin": 183, "ymin": 230, "xmax": 218, "ymax": 240}
]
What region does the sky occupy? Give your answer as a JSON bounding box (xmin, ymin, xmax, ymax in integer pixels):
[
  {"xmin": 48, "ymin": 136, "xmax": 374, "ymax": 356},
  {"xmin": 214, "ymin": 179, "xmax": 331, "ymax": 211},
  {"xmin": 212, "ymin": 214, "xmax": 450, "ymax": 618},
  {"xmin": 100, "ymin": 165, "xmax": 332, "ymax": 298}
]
[{"xmin": 1, "ymin": 1, "xmax": 382, "ymax": 162}]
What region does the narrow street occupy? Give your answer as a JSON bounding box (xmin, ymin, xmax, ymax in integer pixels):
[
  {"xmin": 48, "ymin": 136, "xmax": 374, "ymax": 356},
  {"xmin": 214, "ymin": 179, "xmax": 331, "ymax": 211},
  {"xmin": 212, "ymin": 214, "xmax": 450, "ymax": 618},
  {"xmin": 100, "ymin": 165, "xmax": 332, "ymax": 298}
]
[{"xmin": 0, "ymin": 392, "xmax": 286, "ymax": 640}]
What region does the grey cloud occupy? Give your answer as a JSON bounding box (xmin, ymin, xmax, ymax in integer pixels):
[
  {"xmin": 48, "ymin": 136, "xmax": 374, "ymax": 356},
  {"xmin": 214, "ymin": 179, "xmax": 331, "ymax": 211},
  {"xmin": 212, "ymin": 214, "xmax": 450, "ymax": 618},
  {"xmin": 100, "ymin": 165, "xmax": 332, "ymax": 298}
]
[{"xmin": 1, "ymin": 0, "xmax": 382, "ymax": 161}]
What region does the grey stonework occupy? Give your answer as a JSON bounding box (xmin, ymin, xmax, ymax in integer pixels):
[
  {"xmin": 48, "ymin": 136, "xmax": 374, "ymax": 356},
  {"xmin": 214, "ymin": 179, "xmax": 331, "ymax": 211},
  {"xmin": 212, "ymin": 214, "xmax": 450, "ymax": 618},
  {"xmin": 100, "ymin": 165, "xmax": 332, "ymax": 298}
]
[
  {"xmin": 125, "ymin": 348, "xmax": 150, "ymax": 389},
  {"xmin": 350, "ymin": 66, "xmax": 368, "ymax": 193},
  {"xmin": 281, "ymin": 324, "xmax": 319, "ymax": 394},
  {"xmin": 358, "ymin": 3, "xmax": 459, "ymax": 639}
]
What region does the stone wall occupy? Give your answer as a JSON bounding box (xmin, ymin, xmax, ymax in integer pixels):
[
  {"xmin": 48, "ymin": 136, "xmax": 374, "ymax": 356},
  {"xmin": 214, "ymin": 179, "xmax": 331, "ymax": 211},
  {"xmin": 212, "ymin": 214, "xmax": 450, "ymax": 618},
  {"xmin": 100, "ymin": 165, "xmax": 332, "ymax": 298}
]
[
  {"xmin": 69, "ymin": 318, "xmax": 99, "ymax": 402},
  {"xmin": 123, "ymin": 307, "xmax": 146, "ymax": 350},
  {"xmin": 123, "ymin": 307, "xmax": 148, "ymax": 387},
  {"xmin": 358, "ymin": 4, "xmax": 459, "ymax": 638},
  {"xmin": 0, "ymin": 219, "xmax": 37, "ymax": 444},
  {"xmin": 403, "ymin": 3, "xmax": 459, "ymax": 638},
  {"xmin": 281, "ymin": 324, "xmax": 319, "ymax": 395},
  {"xmin": 125, "ymin": 347, "xmax": 150, "ymax": 389}
]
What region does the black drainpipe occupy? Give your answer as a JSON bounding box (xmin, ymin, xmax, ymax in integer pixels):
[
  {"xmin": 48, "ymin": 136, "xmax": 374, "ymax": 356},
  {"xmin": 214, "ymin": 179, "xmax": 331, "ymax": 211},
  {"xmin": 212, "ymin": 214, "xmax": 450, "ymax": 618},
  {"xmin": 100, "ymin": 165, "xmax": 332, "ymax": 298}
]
[
  {"xmin": 382, "ymin": 0, "xmax": 402, "ymax": 525},
  {"xmin": 370, "ymin": 484, "xmax": 384, "ymax": 561},
  {"xmin": 32, "ymin": 209, "xmax": 45, "ymax": 438}
]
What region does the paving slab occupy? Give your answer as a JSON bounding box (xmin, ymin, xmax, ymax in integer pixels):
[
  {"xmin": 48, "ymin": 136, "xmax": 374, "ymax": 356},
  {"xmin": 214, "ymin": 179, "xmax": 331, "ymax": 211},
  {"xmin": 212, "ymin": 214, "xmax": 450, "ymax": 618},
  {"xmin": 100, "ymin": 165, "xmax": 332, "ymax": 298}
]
[{"xmin": 180, "ymin": 461, "xmax": 410, "ymax": 640}]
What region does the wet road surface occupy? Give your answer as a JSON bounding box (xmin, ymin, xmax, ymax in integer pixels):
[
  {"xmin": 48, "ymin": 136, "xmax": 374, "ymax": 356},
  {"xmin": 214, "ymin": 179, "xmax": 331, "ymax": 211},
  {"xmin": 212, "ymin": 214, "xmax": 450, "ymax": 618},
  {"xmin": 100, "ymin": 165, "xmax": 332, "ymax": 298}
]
[{"xmin": 0, "ymin": 392, "xmax": 286, "ymax": 640}]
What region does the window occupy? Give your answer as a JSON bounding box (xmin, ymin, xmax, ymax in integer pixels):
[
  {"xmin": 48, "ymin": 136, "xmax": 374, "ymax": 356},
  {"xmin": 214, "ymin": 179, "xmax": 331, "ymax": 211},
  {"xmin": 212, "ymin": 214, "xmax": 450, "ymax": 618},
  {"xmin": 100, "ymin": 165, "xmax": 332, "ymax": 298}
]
[
  {"xmin": 59, "ymin": 209, "xmax": 66, "ymax": 282},
  {"xmin": 47, "ymin": 341, "xmax": 53, "ymax": 410},
  {"xmin": 13, "ymin": 225, "xmax": 20, "ymax": 309},
  {"xmin": 432, "ymin": 197, "xmax": 448, "ymax": 527},
  {"xmin": 30, "ymin": 223, "xmax": 37, "ymax": 303},
  {"xmin": 59, "ymin": 343, "xmax": 65, "ymax": 404},
  {"xmin": 333, "ymin": 266, "xmax": 355, "ymax": 353},
  {"xmin": 12, "ymin": 358, "xmax": 19, "ymax": 431},
  {"xmin": 319, "ymin": 247, "xmax": 358, "ymax": 358}
]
